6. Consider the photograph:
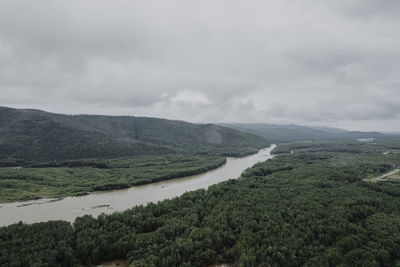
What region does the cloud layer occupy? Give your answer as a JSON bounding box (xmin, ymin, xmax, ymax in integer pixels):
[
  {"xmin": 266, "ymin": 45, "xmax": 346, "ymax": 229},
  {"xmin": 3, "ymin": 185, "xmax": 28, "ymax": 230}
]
[{"xmin": 1, "ymin": 0, "xmax": 400, "ymax": 131}]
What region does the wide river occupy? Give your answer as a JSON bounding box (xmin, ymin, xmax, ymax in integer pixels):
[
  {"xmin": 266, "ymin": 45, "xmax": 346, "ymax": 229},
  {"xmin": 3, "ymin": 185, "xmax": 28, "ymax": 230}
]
[{"xmin": 0, "ymin": 145, "xmax": 276, "ymax": 226}]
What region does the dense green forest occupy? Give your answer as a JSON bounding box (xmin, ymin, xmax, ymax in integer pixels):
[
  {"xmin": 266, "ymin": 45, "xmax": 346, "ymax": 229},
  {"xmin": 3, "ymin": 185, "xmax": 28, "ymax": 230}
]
[
  {"xmin": 0, "ymin": 155, "xmax": 226, "ymax": 202},
  {"xmin": 0, "ymin": 107, "xmax": 267, "ymax": 164},
  {"xmin": 2, "ymin": 140, "xmax": 400, "ymax": 266}
]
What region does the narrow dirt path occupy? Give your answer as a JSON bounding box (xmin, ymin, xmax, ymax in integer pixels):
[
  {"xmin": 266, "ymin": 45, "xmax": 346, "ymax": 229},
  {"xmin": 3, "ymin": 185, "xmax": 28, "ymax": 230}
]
[{"xmin": 364, "ymin": 169, "xmax": 400, "ymax": 182}]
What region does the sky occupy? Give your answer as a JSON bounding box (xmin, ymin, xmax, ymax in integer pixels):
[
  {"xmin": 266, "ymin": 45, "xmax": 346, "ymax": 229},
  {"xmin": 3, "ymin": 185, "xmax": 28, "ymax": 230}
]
[{"xmin": 0, "ymin": 0, "xmax": 400, "ymax": 132}]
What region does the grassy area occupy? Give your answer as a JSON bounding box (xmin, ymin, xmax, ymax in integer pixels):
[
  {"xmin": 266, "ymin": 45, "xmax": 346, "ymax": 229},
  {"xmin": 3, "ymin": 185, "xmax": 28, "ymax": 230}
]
[{"xmin": 0, "ymin": 154, "xmax": 226, "ymax": 203}]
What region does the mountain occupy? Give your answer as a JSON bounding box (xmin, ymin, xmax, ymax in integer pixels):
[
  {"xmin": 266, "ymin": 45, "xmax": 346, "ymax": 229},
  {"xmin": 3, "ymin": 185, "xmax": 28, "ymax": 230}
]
[
  {"xmin": 0, "ymin": 107, "xmax": 267, "ymax": 163},
  {"xmin": 307, "ymin": 126, "xmax": 348, "ymax": 134},
  {"xmin": 221, "ymin": 123, "xmax": 384, "ymax": 143}
]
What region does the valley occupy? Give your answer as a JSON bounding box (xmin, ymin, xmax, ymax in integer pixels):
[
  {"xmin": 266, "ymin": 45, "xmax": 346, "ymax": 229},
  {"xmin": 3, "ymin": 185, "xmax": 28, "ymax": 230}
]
[
  {"xmin": 2, "ymin": 1, "xmax": 400, "ymax": 265},
  {"xmin": 1, "ymin": 107, "xmax": 400, "ymax": 266}
]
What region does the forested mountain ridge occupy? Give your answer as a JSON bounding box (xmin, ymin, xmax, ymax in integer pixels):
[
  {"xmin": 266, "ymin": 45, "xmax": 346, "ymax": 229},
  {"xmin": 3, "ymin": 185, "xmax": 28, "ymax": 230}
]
[
  {"xmin": 222, "ymin": 123, "xmax": 384, "ymax": 143},
  {"xmin": 0, "ymin": 107, "xmax": 267, "ymax": 163}
]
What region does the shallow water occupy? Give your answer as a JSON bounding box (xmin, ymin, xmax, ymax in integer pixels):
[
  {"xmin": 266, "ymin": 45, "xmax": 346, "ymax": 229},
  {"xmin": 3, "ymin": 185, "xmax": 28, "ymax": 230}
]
[{"xmin": 0, "ymin": 145, "xmax": 275, "ymax": 226}]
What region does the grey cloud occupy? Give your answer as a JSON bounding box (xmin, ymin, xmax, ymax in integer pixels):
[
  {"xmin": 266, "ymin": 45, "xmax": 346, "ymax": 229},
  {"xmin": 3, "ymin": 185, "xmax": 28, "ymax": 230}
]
[
  {"xmin": 328, "ymin": 0, "xmax": 400, "ymax": 18},
  {"xmin": 0, "ymin": 0, "xmax": 400, "ymax": 131}
]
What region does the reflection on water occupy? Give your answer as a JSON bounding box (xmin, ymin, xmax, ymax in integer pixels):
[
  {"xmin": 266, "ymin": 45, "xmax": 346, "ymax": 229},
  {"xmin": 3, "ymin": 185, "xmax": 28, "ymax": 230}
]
[{"xmin": 0, "ymin": 145, "xmax": 275, "ymax": 226}]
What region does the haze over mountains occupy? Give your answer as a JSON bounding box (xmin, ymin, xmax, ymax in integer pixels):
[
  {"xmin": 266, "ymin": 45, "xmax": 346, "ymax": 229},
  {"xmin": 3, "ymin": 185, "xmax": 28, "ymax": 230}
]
[{"xmin": 222, "ymin": 123, "xmax": 384, "ymax": 143}]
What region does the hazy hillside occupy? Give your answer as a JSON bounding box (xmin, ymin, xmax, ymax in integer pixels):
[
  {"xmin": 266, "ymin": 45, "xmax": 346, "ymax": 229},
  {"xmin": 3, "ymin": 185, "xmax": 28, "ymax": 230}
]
[
  {"xmin": 222, "ymin": 123, "xmax": 384, "ymax": 143},
  {"xmin": 0, "ymin": 107, "xmax": 267, "ymax": 163}
]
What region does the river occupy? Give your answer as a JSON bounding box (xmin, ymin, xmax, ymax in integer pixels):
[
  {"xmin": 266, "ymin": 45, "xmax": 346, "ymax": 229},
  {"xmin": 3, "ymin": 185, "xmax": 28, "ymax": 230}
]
[{"xmin": 0, "ymin": 145, "xmax": 275, "ymax": 226}]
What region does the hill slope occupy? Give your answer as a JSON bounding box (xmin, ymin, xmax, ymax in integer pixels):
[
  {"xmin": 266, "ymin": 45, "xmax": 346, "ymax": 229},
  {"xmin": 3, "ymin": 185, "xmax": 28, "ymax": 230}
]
[
  {"xmin": 0, "ymin": 107, "xmax": 267, "ymax": 163},
  {"xmin": 221, "ymin": 123, "xmax": 384, "ymax": 143}
]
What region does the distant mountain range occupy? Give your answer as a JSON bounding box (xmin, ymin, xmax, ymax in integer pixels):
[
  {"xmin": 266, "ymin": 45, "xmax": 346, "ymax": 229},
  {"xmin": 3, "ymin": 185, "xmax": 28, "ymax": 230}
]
[
  {"xmin": 221, "ymin": 123, "xmax": 384, "ymax": 143},
  {"xmin": 0, "ymin": 107, "xmax": 267, "ymax": 164}
]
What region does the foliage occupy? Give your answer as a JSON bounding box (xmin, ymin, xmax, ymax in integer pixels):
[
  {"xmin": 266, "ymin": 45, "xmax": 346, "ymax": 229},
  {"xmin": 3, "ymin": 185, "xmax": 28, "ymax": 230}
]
[
  {"xmin": 2, "ymin": 140, "xmax": 400, "ymax": 266},
  {"xmin": 0, "ymin": 221, "xmax": 79, "ymax": 266}
]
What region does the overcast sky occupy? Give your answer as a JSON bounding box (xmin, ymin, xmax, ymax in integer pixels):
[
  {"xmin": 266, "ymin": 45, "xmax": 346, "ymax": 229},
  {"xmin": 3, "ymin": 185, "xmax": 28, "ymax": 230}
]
[{"xmin": 1, "ymin": 0, "xmax": 400, "ymax": 131}]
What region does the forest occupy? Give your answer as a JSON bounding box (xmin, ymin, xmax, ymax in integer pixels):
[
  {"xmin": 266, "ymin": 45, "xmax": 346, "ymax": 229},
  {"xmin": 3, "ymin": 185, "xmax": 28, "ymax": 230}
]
[
  {"xmin": 1, "ymin": 139, "xmax": 400, "ymax": 266},
  {"xmin": 0, "ymin": 107, "xmax": 267, "ymax": 164}
]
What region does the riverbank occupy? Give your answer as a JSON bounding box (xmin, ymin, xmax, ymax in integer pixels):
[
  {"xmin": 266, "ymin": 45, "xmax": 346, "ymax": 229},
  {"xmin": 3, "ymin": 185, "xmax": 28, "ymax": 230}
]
[
  {"xmin": 0, "ymin": 146, "xmax": 275, "ymax": 226},
  {"xmin": 0, "ymin": 154, "xmax": 227, "ymax": 203}
]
